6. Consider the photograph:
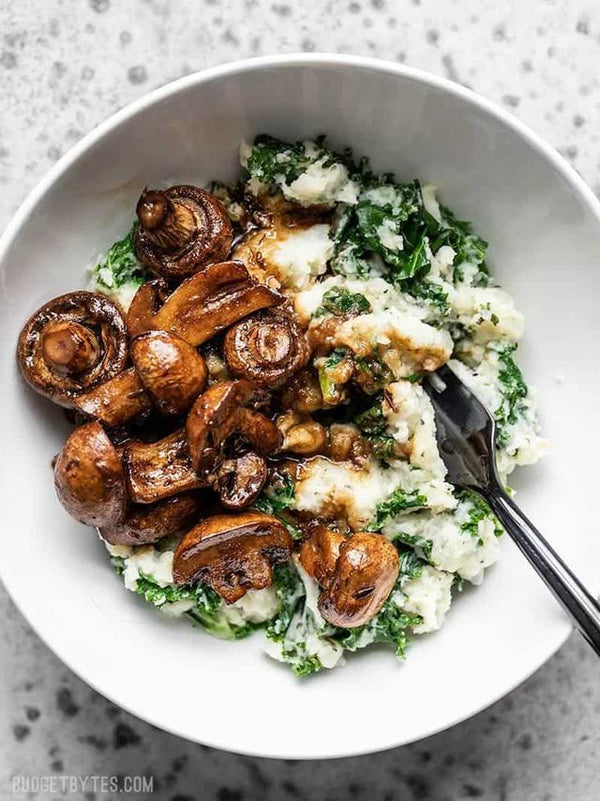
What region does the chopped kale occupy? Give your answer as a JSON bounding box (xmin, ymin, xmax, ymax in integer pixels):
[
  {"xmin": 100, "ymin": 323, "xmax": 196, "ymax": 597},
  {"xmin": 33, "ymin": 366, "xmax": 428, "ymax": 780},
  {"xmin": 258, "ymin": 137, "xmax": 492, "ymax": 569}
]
[
  {"xmin": 457, "ymin": 490, "xmax": 503, "ymax": 540},
  {"xmin": 266, "ymin": 563, "xmax": 330, "ymax": 677},
  {"xmin": 391, "ymin": 530, "xmax": 433, "ymax": 560},
  {"xmin": 317, "ymin": 348, "xmax": 353, "ymax": 404},
  {"xmin": 314, "ymin": 286, "xmax": 372, "ymax": 318},
  {"xmin": 335, "ymin": 596, "xmax": 422, "ymax": 658},
  {"xmin": 353, "ymin": 398, "xmax": 396, "ymax": 463},
  {"xmin": 133, "ymin": 572, "xmax": 257, "ymax": 640},
  {"xmin": 92, "ymin": 223, "xmax": 149, "ymax": 290},
  {"xmin": 244, "ymin": 135, "xmax": 313, "ymax": 184},
  {"xmin": 494, "ymin": 344, "xmax": 529, "ymax": 446},
  {"xmin": 253, "ymin": 477, "xmax": 303, "ymax": 540},
  {"xmin": 369, "ymin": 487, "xmax": 428, "ymax": 531},
  {"xmin": 434, "ymin": 204, "xmax": 489, "ymax": 284},
  {"xmin": 353, "ymin": 355, "xmax": 392, "ymax": 396},
  {"xmin": 398, "ymin": 548, "xmax": 426, "ymax": 580}
]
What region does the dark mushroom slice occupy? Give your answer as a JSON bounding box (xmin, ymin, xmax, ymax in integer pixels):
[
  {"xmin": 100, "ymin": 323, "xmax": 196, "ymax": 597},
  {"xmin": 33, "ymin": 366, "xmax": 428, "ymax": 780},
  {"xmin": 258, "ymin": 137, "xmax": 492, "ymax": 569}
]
[
  {"xmin": 214, "ymin": 452, "xmax": 268, "ymax": 511},
  {"xmin": 317, "ymin": 532, "xmax": 399, "ymax": 628},
  {"xmin": 17, "ymin": 291, "xmax": 128, "ymax": 408},
  {"xmin": 123, "ymin": 428, "xmax": 204, "ymax": 504},
  {"xmin": 186, "ymin": 380, "xmax": 281, "ymax": 510},
  {"xmin": 186, "ymin": 379, "xmax": 281, "ymax": 475},
  {"xmin": 53, "ymin": 421, "xmax": 126, "ymax": 527},
  {"xmin": 135, "ymin": 185, "xmax": 233, "ymax": 282},
  {"xmin": 223, "ymin": 310, "xmax": 310, "ymax": 388},
  {"xmin": 172, "ymin": 511, "xmax": 293, "ymax": 603},
  {"xmin": 127, "ymin": 260, "xmax": 284, "ymax": 346},
  {"xmin": 99, "ymin": 492, "xmax": 203, "ymax": 546}
]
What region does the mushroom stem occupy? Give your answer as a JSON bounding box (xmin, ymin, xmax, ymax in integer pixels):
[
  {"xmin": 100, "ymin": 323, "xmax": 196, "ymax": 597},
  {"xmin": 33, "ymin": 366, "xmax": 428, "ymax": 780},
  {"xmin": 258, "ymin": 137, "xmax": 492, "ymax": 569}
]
[
  {"xmin": 137, "ymin": 189, "xmax": 197, "ymax": 252},
  {"xmin": 128, "ymin": 261, "xmax": 285, "ymax": 346},
  {"xmin": 77, "ymin": 368, "xmax": 152, "ymax": 428},
  {"xmin": 123, "ymin": 428, "xmax": 204, "ymax": 504},
  {"xmin": 41, "ymin": 320, "xmax": 100, "ymax": 376}
]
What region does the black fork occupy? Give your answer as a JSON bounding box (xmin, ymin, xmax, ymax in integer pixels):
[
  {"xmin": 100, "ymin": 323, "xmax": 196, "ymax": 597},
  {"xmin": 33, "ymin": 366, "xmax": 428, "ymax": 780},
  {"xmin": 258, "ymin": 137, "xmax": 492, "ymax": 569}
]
[{"xmin": 424, "ymin": 364, "xmax": 600, "ymax": 655}]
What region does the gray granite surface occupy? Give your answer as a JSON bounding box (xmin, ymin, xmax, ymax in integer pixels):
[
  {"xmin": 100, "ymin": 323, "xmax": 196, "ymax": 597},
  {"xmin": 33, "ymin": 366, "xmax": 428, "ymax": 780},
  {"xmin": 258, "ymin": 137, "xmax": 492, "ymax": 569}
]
[{"xmin": 1, "ymin": 0, "xmax": 600, "ymax": 798}]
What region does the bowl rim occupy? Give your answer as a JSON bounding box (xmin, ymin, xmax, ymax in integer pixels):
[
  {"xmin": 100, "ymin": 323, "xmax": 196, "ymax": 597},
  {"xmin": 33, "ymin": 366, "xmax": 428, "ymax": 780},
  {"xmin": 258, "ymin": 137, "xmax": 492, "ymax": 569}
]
[{"xmin": 1, "ymin": 53, "xmax": 598, "ymax": 758}]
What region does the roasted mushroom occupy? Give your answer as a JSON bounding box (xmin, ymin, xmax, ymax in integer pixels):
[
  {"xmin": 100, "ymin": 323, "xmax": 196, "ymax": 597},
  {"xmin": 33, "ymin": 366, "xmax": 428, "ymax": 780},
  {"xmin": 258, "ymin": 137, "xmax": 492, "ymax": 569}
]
[
  {"xmin": 275, "ymin": 410, "xmax": 327, "ymax": 456},
  {"xmin": 77, "ymin": 330, "xmax": 207, "ymax": 427},
  {"xmin": 172, "ymin": 512, "xmax": 293, "ymax": 602},
  {"xmin": 186, "ymin": 379, "xmax": 281, "ymax": 509},
  {"xmin": 53, "ymin": 421, "xmax": 127, "ymax": 527},
  {"xmin": 127, "ymin": 260, "xmax": 285, "ymax": 345},
  {"xmin": 123, "ymin": 428, "xmax": 204, "ymax": 504},
  {"xmin": 129, "ymin": 330, "xmax": 208, "ymax": 416},
  {"xmin": 99, "ymin": 492, "xmax": 202, "ymax": 546},
  {"xmin": 135, "ymin": 185, "xmax": 233, "ymax": 281},
  {"xmin": 280, "ymin": 368, "xmax": 325, "ymax": 414},
  {"xmin": 223, "ymin": 310, "xmax": 310, "ymax": 388},
  {"xmin": 300, "ymin": 529, "xmax": 399, "ymax": 628},
  {"xmin": 17, "ymin": 291, "xmax": 128, "ymax": 408}
]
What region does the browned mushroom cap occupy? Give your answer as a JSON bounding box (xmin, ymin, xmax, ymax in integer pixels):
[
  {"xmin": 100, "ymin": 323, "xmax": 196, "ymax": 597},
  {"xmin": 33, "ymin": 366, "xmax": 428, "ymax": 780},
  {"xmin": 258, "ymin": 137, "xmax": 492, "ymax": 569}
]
[
  {"xmin": 99, "ymin": 492, "xmax": 203, "ymax": 546},
  {"xmin": 17, "ymin": 291, "xmax": 128, "ymax": 408},
  {"xmin": 214, "ymin": 452, "xmax": 268, "ymax": 511},
  {"xmin": 123, "ymin": 428, "xmax": 204, "ymax": 504},
  {"xmin": 317, "ymin": 533, "xmax": 399, "ymax": 628},
  {"xmin": 172, "ymin": 511, "xmax": 293, "ymax": 603},
  {"xmin": 223, "ymin": 310, "xmax": 310, "ymax": 388},
  {"xmin": 186, "ymin": 379, "xmax": 281, "ymax": 477},
  {"xmin": 126, "ymin": 261, "xmax": 284, "ymax": 346},
  {"xmin": 130, "ymin": 330, "xmax": 208, "ymax": 416},
  {"xmin": 299, "ymin": 522, "xmax": 345, "ymax": 585},
  {"xmin": 54, "ymin": 421, "xmax": 126, "ymax": 527},
  {"xmin": 135, "ymin": 185, "xmax": 233, "ymax": 281}
]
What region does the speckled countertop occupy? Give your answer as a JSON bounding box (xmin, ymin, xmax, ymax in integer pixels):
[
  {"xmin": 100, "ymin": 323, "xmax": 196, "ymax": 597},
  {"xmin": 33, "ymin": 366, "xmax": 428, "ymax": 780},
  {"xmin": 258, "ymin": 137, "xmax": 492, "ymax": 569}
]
[{"xmin": 1, "ymin": 1, "xmax": 600, "ymax": 799}]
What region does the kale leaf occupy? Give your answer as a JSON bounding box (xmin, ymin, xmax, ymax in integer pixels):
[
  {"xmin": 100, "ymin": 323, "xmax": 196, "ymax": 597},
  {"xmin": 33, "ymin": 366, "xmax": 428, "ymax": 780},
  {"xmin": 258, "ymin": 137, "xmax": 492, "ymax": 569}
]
[
  {"xmin": 353, "ymin": 398, "xmax": 396, "ymax": 463},
  {"xmin": 335, "ymin": 597, "xmax": 422, "ymax": 658},
  {"xmin": 494, "ymin": 344, "xmax": 529, "ymax": 446},
  {"xmin": 133, "ymin": 572, "xmax": 257, "ymax": 640},
  {"xmin": 253, "ymin": 477, "xmax": 303, "ymax": 540},
  {"xmin": 92, "ymin": 223, "xmax": 150, "ymax": 290},
  {"xmin": 457, "ymin": 490, "xmax": 504, "ymax": 541},
  {"xmin": 369, "ymin": 487, "xmax": 428, "ymax": 531},
  {"xmin": 244, "ymin": 135, "xmax": 312, "ymax": 184},
  {"xmin": 313, "ymin": 286, "xmax": 372, "ymax": 318}
]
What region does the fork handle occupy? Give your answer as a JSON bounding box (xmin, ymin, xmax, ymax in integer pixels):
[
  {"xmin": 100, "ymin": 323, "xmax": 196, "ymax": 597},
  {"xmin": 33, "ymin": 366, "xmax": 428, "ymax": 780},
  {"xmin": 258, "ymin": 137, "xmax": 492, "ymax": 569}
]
[{"xmin": 486, "ymin": 488, "xmax": 600, "ymax": 655}]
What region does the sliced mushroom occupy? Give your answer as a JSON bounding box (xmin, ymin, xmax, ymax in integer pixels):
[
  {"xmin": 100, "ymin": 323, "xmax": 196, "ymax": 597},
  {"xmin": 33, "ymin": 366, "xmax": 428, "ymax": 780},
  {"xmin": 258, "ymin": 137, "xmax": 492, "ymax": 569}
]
[
  {"xmin": 99, "ymin": 492, "xmax": 203, "ymax": 546},
  {"xmin": 17, "ymin": 291, "xmax": 128, "ymax": 408},
  {"xmin": 123, "ymin": 428, "xmax": 204, "ymax": 504},
  {"xmin": 317, "ymin": 533, "xmax": 399, "ymax": 628},
  {"xmin": 275, "ymin": 410, "xmax": 327, "ymax": 456},
  {"xmin": 172, "ymin": 511, "xmax": 293, "ymax": 603},
  {"xmin": 53, "ymin": 421, "xmax": 126, "ymax": 527},
  {"xmin": 214, "ymin": 452, "xmax": 268, "ymax": 511},
  {"xmin": 186, "ymin": 379, "xmax": 281, "ymax": 475},
  {"xmin": 223, "ymin": 310, "xmax": 310, "ymax": 388},
  {"xmin": 186, "ymin": 380, "xmax": 281, "ymax": 509},
  {"xmin": 127, "ymin": 260, "xmax": 284, "ymax": 346},
  {"xmin": 135, "ymin": 185, "xmax": 233, "ymax": 281}
]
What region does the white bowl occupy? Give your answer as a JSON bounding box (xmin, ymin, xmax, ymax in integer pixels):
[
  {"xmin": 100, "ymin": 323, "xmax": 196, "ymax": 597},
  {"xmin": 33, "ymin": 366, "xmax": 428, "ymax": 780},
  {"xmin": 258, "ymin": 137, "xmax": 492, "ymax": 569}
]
[{"xmin": 1, "ymin": 54, "xmax": 599, "ymax": 759}]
